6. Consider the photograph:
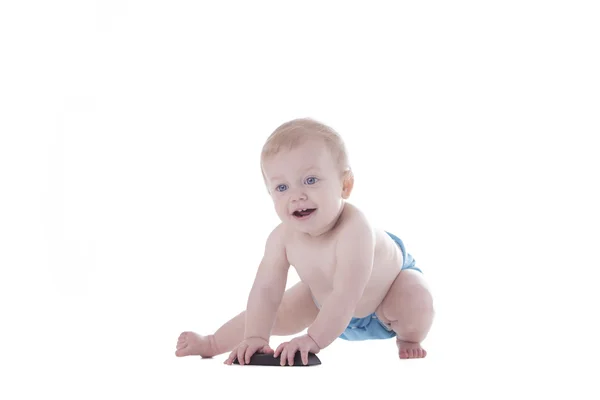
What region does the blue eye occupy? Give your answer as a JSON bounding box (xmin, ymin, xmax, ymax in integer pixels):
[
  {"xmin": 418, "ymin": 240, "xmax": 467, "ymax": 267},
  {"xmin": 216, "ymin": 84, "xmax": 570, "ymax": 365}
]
[
  {"xmin": 276, "ymin": 184, "xmax": 288, "ymax": 192},
  {"xmin": 305, "ymin": 176, "xmax": 318, "ymax": 185}
]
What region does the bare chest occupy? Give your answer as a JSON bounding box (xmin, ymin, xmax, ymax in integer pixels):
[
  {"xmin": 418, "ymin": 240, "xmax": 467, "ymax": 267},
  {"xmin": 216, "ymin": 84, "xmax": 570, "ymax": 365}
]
[
  {"xmin": 285, "ymin": 237, "xmax": 338, "ymax": 293},
  {"xmin": 284, "ymin": 227, "xmax": 405, "ymax": 315}
]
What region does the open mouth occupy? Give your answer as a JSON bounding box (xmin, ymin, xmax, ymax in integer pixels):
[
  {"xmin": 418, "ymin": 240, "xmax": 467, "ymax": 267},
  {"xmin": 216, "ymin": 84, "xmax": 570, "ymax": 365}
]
[{"xmin": 292, "ymin": 208, "xmax": 316, "ymax": 218}]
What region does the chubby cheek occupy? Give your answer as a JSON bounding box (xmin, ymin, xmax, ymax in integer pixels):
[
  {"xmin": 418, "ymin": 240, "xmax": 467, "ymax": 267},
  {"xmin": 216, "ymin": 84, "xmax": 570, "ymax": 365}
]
[
  {"xmin": 320, "ymin": 201, "xmax": 337, "ymax": 218},
  {"xmin": 320, "ymin": 196, "xmax": 343, "ymax": 219},
  {"xmin": 272, "ymin": 198, "xmax": 289, "ymax": 221}
]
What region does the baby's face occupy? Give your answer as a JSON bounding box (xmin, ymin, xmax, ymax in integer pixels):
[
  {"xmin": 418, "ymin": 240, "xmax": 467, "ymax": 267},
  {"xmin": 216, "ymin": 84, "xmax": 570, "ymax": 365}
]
[{"xmin": 262, "ymin": 139, "xmax": 346, "ymax": 236}]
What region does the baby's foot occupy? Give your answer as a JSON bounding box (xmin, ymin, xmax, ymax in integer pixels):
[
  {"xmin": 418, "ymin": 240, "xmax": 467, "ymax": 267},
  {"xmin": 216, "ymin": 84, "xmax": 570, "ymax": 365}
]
[
  {"xmin": 396, "ymin": 339, "xmax": 427, "ymax": 359},
  {"xmin": 175, "ymin": 332, "xmax": 217, "ymax": 358}
]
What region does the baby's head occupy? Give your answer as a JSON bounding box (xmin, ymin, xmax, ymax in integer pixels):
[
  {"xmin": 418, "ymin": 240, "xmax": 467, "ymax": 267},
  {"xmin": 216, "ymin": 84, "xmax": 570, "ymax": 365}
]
[{"xmin": 260, "ymin": 118, "xmax": 354, "ymax": 235}]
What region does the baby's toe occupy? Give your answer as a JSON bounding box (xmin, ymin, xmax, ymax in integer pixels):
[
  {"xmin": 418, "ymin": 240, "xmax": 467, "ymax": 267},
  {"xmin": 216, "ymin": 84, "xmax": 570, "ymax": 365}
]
[{"xmin": 175, "ymin": 345, "xmax": 193, "ymax": 357}]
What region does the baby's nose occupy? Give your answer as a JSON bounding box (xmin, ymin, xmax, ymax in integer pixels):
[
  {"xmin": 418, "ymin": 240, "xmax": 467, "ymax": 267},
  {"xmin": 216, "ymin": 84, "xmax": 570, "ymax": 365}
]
[{"xmin": 290, "ymin": 189, "xmax": 308, "ymax": 201}]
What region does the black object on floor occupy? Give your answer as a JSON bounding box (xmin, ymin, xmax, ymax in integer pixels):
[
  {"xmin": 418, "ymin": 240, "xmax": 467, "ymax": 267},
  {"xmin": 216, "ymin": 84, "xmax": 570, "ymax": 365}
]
[{"xmin": 233, "ymin": 352, "xmax": 321, "ymax": 366}]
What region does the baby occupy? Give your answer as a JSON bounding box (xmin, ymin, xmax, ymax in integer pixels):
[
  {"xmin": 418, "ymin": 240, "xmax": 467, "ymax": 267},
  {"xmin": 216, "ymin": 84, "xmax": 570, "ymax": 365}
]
[{"xmin": 176, "ymin": 118, "xmax": 434, "ymax": 366}]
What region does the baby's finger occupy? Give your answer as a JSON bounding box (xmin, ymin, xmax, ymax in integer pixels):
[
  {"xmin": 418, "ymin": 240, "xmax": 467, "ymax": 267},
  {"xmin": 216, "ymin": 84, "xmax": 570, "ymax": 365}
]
[
  {"xmin": 301, "ymin": 349, "xmax": 309, "ymax": 366},
  {"xmin": 274, "ymin": 342, "xmax": 286, "ymax": 358},
  {"xmin": 280, "ymin": 348, "xmax": 288, "ymax": 366},
  {"xmin": 245, "ymin": 346, "xmax": 257, "ymax": 364},
  {"xmin": 237, "ymin": 344, "xmax": 248, "ymax": 366},
  {"xmin": 260, "ymin": 345, "xmax": 274, "ymax": 354},
  {"xmin": 287, "ymin": 347, "xmax": 296, "ymax": 366},
  {"xmin": 225, "ymin": 350, "xmax": 236, "ymax": 365}
]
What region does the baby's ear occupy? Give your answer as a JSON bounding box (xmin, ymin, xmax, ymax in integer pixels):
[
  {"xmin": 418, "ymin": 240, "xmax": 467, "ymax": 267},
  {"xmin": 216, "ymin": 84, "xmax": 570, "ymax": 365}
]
[{"xmin": 341, "ymin": 169, "xmax": 354, "ymax": 199}]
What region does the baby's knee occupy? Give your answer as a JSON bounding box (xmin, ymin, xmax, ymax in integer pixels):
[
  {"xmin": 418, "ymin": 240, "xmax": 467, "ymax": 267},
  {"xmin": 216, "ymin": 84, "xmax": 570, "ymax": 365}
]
[{"xmin": 400, "ymin": 283, "xmax": 434, "ymax": 317}]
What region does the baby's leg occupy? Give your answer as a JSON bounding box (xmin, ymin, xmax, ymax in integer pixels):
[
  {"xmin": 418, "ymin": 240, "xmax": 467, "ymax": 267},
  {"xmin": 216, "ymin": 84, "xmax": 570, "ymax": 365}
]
[
  {"xmin": 176, "ymin": 281, "xmax": 319, "ymax": 357},
  {"xmin": 375, "ymin": 269, "xmax": 434, "ymax": 359}
]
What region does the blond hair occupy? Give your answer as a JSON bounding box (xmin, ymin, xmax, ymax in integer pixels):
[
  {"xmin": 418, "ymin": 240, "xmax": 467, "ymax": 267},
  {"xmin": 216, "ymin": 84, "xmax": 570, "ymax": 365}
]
[{"xmin": 260, "ymin": 118, "xmax": 352, "ymax": 179}]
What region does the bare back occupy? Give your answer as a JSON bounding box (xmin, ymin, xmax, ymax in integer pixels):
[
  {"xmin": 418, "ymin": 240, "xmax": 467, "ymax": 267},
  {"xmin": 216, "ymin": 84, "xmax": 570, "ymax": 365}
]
[{"xmin": 284, "ymin": 203, "xmax": 404, "ymax": 318}]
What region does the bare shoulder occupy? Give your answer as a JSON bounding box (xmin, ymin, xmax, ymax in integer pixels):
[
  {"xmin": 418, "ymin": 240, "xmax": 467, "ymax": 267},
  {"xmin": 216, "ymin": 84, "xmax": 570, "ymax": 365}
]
[
  {"xmin": 263, "ymin": 223, "xmax": 291, "ymax": 264},
  {"xmin": 336, "ymin": 203, "xmax": 375, "ymax": 247},
  {"xmin": 266, "ymin": 222, "xmax": 286, "ymax": 244},
  {"xmin": 332, "ymin": 204, "xmax": 376, "ymax": 295},
  {"xmin": 252, "ymin": 223, "xmax": 290, "ymax": 290},
  {"xmin": 340, "ymin": 203, "xmax": 374, "ymax": 232}
]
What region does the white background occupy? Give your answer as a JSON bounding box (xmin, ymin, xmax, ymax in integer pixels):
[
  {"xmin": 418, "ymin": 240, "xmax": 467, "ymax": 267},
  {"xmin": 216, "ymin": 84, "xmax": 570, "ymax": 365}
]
[{"xmin": 1, "ymin": 1, "xmax": 599, "ymax": 399}]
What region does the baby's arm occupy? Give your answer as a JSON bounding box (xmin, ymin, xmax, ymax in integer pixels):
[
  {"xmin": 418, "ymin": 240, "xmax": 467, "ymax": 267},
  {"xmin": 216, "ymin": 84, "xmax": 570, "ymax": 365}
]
[
  {"xmin": 244, "ymin": 224, "xmax": 290, "ymax": 341},
  {"xmin": 307, "ymin": 216, "xmax": 375, "ymax": 349}
]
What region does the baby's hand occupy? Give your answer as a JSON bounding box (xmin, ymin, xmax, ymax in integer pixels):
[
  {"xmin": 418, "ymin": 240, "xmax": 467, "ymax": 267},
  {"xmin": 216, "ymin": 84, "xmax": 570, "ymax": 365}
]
[
  {"xmin": 273, "ymin": 334, "xmax": 320, "ymax": 366},
  {"xmin": 224, "ymin": 337, "xmax": 274, "ymax": 366}
]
